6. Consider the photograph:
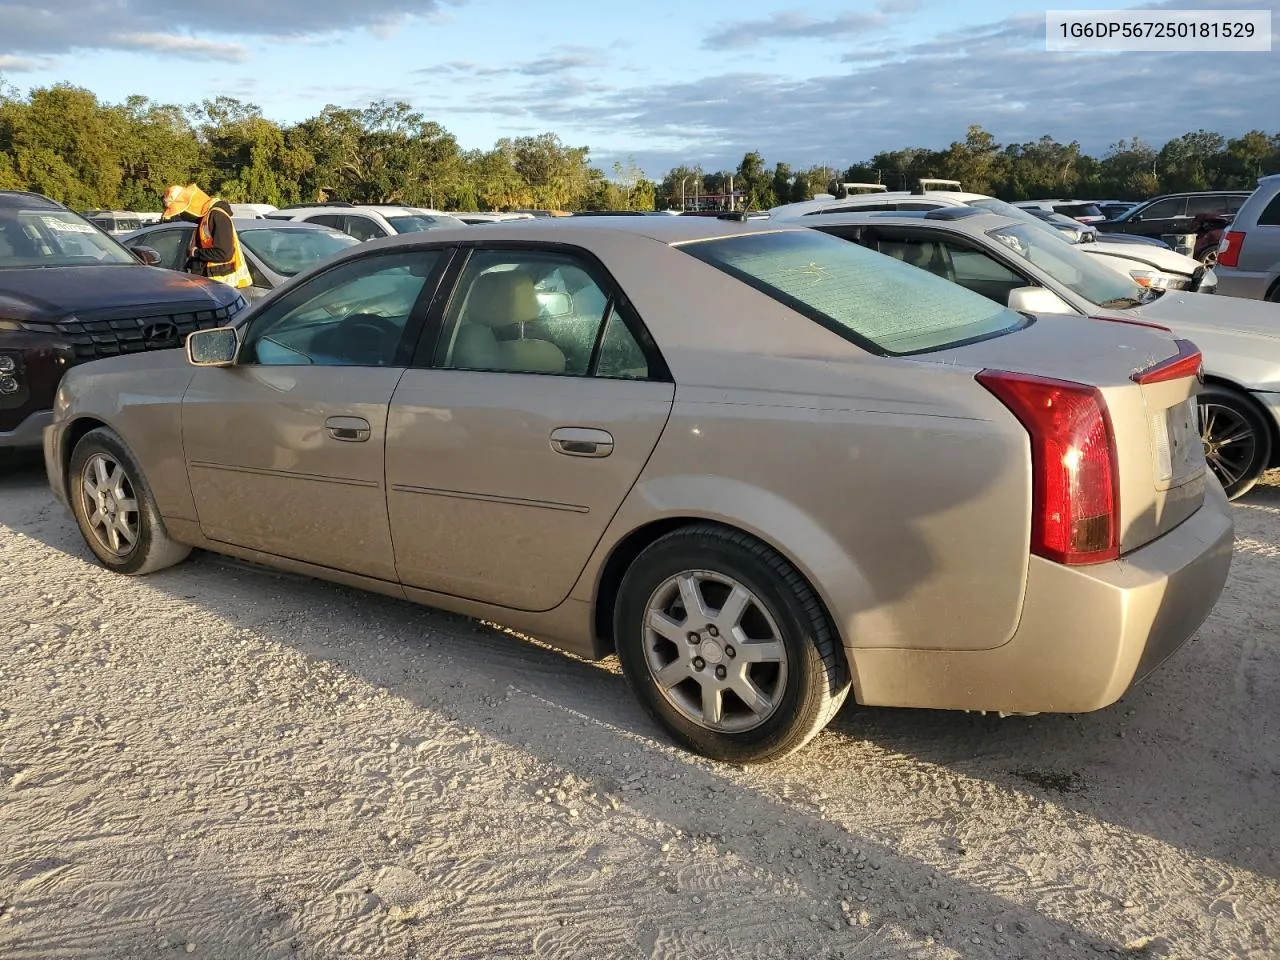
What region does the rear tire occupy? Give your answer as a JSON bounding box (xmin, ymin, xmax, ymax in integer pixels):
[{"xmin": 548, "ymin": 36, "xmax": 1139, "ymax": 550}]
[
  {"xmin": 1198, "ymin": 385, "xmax": 1272, "ymax": 500},
  {"xmin": 614, "ymin": 524, "xmax": 850, "ymax": 763},
  {"xmin": 69, "ymin": 427, "xmax": 191, "ymax": 575}
]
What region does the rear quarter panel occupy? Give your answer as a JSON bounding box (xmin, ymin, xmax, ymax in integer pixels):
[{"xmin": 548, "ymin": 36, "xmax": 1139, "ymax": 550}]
[
  {"xmin": 574, "ymin": 353, "xmax": 1033, "ymax": 654},
  {"xmin": 56, "ymin": 351, "xmax": 198, "ymax": 521}
]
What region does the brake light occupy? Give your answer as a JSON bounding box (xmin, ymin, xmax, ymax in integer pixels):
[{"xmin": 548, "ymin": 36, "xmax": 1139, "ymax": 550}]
[
  {"xmin": 978, "ymin": 370, "xmax": 1120, "ymax": 565},
  {"xmin": 1217, "ymin": 230, "xmax": 1246, "ymax": 268},
  {"xmin": 1130, "ymin": 339, "xmax": 1203, "ymax": 385}
]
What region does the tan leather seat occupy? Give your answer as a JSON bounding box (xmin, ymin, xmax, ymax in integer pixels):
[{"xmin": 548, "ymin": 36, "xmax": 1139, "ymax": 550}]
[{"xmin": 451, "ymin": 271, "xmax": 566, "ymax": 374}]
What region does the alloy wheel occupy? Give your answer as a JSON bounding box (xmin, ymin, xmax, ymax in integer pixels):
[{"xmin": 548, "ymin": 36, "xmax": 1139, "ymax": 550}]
[
  {"xmin": 642, "ymin": 570, "xmax": 788, "ymax": 733},
  {"xmin": 80, "ymin": 453, "xmax": 140, "ymax": 557},
  {"xmin": 1199, "ymin": 400, "xmax": 1258, "ymax": 492}
]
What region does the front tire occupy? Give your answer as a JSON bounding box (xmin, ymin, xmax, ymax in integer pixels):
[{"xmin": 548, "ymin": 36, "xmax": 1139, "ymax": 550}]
[
  {"xmin": 615, "ymin": 524, "xmax": 850, "ymax": 763},
  {"xmin": 1198, "ymin": 385, "xmax": 1272, "ymax": 500},
  {"xmin": 69, "ymin": 427, "xmax": 191, "ymax": 575}
]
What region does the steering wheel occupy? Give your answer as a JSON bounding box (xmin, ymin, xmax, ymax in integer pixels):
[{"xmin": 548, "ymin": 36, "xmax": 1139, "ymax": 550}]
[{"xmin": 333, "ymin": 312, "xmax": 401, "ymax": 365}]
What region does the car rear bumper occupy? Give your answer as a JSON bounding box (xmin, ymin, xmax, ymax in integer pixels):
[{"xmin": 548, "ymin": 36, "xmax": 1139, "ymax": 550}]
[
  {"xmin": 1214, "ymin": 268, "xmax": 1275, "ymax": 301},
  {"xmin": 849, "ymin": 478, "xmax": 1234, "ymax": 713},
  {"xmin": 0, "ymin": 408, "xmax": 52, "ymax": 450}
]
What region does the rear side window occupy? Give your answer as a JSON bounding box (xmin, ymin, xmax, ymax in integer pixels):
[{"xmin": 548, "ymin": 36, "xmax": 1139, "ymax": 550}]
[
  {"xmin": 1186, "ymin": 195, "xmax": 1228, "ymax": 216},
  {"xmin": 681, "ymin": 230, "xmax": 1024, "ymax": 356},
  {"xmin": 1258, "ymin": 192, "xmax": 1280, "ymax": 226}
]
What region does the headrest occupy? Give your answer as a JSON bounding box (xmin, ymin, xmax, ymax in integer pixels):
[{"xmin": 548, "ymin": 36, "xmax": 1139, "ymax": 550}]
[
  {"xmin": 465, "ymin": 270, "xmax": 541, "ymax": 327},
  {"xmin": 877, "ymin": 240, "xmax": 928, "ymax": 267}
]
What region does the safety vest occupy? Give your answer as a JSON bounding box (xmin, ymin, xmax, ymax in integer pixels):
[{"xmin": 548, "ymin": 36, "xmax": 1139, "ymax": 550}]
[{"xmin": 198, "ymin": 206, "xmax": 253, "ymax": 289}]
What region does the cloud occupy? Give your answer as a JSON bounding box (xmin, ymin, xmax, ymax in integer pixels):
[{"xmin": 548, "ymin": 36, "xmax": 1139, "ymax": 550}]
[
  {"xmin": 703, "ymin": 0, "xmax": 919, "ymax": 49},
  {"xmin": 0, "ymin": 0, "xmax": 464, "ymax": 60},
  {"xmin": 108, "ymin": 33, "xmax": 250, "ymax": 62},
  {"xmin": 0, "ymin": 53, "xmax": 54, "ymax": 72},
  {"xmin": 502, "ymin": 2, "xmax": 1279, "ymax": 175},
  {"xmin": 426, "ymin": 46, "xmax": 606, "ymax": 79}
]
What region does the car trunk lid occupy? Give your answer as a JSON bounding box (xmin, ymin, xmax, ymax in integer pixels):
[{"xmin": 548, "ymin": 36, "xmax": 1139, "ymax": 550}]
[{"xmin": 921, "ymin": 314, "xmax": 1207, "ymax": 557}]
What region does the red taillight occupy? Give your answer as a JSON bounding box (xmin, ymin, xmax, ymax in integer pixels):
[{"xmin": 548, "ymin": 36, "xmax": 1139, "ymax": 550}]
[
  {"xmin": 977, "ymin": 370, "xmax": 1120, "ymax": 565},
  {"xmin": 1130, "ymin": 339, "xmax": 1203, "ymax": 385},
  {"xmin": 1217, "ymin": 230, "xmax": 1246, "ymax": 268}
]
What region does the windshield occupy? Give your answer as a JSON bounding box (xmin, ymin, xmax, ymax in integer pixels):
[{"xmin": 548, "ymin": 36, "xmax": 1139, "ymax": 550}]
[
  {"xmin": 0, "ymin": 208, "xmax": 136, "ymax": 268},
  {"xmin": 682, "ymin": 229, "xmax": 1025, "ymax": 355},
  {"xmin": 239, "ymin": 227, "xmax": 360, "ymax": 277},
  {"xmin": 988, "ymin": 223, "xmax": 1147, "ymax": 307},
  {"xmin": 387, "ymin": 214, "xmax": 466, "ymax": 234}
]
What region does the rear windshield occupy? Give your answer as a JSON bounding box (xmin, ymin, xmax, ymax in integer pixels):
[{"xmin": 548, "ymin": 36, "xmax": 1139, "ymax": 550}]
[
  {"xmin": 681, "ymin": 229, "xmax": 1025, "ymax": 355},
  {"xmin": 1054, "ymin": 203, "xmax": 1103, "ymax": 219},
  {"xmin": 387, "ymin": 214, "xmax": 466, "ymax": 233},
  {"xmin": 239, "ymin": 227, "xmax": 360, "ymax": 276}
]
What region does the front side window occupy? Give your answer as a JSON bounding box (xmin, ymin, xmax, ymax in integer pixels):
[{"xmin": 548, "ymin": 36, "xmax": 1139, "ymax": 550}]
[
  {"xmin": 241, "ymin": 250, "xmax": 441, "ymax": 366},
  {"xmin": 434, "ymin": 249, "xmax": 648, "ymax": 377},
  {"xmin": 682, "ymin": 229, "xmax": 1024, "ymax": 355},
  {"xmin": 988, "ymin": 223, "xmax": 1143, "ymax": 307},
  {"xmin": 0, "ymin": 209, "xmax": 136, "ymax": 267},
  {"xmin": 132, "ymin": 227, "xmax": 192, "ymax": 270}
]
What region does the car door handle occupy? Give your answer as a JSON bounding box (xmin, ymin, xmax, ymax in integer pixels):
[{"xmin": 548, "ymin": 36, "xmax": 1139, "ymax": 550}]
[
  {"xmin": 550, "ymin": 427, "xmax": 613, "ymax": 458},
  {"xmin": 325, "ymin": 416, "xmax": 371, "ymax": 442}
]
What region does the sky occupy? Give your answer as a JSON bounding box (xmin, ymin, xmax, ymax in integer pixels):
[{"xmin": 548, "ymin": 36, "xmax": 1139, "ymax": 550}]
[{"xmin": 1, "ymin": 0, "xmax": 1277, "ymax": 177}]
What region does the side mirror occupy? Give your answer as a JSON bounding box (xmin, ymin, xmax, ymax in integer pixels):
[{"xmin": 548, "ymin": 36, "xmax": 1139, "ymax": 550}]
[
  {"xmin": 1128, "ymin": 214, "xmax": 1143, "ymax": 224},
  {"xmin": 536, "ymin": 290, "xmax": 573, "ymax": 317},
  {"xmin": 187, "ymin": 327, "xmax": 239, "ymax": 367},
  {"xmin": 1007, "ymin": 286, "xmax": 1073, "ymax": 316},
  {"xmin": 132, "ymin": 245, "xmax": 162, "ymax": 266}
]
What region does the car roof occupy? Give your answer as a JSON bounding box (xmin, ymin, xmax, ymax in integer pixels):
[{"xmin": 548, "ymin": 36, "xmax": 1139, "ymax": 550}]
[
  {"xmin": 770, "ymin": 191, "xmax": 988, "ymax": 217},
  {"xmin": 134, "ymin": 218, "xmax": 343, "ymax": 232},
  {"xmin": 339, "ymin": 214, "xmax": 801, "ymax": 252},
  {"xmin": 0, "ymin": 191, "xmax": 66, "ymax": 210},
  {"xmin": 792, "ymin": 208, "xmax": 1016, "ymax": 232}
]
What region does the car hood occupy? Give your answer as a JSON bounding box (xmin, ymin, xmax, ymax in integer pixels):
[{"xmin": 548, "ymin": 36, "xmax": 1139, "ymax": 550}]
[
  {"xmin": 0, "ymin": 264, "xmax": 236, "ymax": 323},
  {"xmin": 1086, "ymin": 242, "xmax": 1199, "ymax": 276},
  {"xmin": 1130, "ymin": 290, "xmax": 1280, "ymax": 340}
]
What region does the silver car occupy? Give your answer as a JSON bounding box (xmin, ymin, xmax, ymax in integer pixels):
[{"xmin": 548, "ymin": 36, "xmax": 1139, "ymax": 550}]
[
  {"xmin": 804, "ymin": 208, "xmax": 1280, "ymax": 498},
  {"xmin": 123, "ymin": 219, "xmax": 360, "ymax": 300},
  {"xmin": 1214, "ymin": 173, "xmax": 1280, "ymax": 303}
]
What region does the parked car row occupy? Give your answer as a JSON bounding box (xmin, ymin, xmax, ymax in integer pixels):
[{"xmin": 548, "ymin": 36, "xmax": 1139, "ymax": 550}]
[{"xmin": 4, "ymin": 179, "xmax": 1275, "ymax": 763}]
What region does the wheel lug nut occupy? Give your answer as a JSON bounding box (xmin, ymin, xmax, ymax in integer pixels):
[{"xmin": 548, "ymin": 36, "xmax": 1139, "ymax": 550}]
[
  {"xmin": 687, "ymin": 632, "xmax": 701, "ymax": 645},
  {"xmin": 693, "ymin": 657, "xmax": 706, "ymax": 671},
  {"xmin": 707, "ymin": 624, "xmax": 719, "ymax": 637},
  {"xmin": 715, "ymin": 665, "xmax": 727, "ymax": 680},
  {"xmin": 725, "ymin": 645, "xmax": 736, "ymax": 658}
]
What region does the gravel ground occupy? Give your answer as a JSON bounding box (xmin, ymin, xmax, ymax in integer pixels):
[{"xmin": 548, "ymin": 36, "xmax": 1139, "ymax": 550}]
[{"xmin": 1, "ymin": 453, "xmax": 1277, "ymax": 960}]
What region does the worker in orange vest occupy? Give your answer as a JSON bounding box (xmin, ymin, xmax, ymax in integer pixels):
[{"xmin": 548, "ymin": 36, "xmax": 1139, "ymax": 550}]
[{"xmin": 160, "ymin": 183, "xmax": 252, "ymax": 290}]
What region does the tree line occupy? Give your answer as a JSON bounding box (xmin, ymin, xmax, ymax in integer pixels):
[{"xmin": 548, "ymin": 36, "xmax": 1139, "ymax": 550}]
[
  {"xmin": 2, "ymin": 83, "xmax": 1277, "ymax": 214},
  {"xmin": 663, "ymin": 125, "xmax": 1280, "ymax": 211},
  {"xmin": 0, "ymin": 83, "xmax": 655, "ymax": 213}
]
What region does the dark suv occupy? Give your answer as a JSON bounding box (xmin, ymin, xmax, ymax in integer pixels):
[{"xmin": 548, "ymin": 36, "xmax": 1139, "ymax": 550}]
[
  {"xmin": 1096, "ymin": 190, "xmax": 1253, "ymax": 239},
  {"xmin": 0, "ymin": 191, "xmax": 246, "ymax": 450}
]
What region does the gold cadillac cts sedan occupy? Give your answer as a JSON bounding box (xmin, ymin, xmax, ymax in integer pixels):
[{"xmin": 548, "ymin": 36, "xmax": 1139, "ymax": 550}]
[{"xmin": 43, "ymin": 217, "xmax": 1234, "ymax": 763}]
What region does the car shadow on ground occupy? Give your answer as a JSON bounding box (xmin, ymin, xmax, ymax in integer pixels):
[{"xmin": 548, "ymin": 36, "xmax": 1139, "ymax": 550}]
[
  {"xmin": 4, "ymin": 457, "xmax": 1275, "ymax": 887},
  {"xmin": 0, "ymin": 463, "xmax": 1156, "ymax": 958}
]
